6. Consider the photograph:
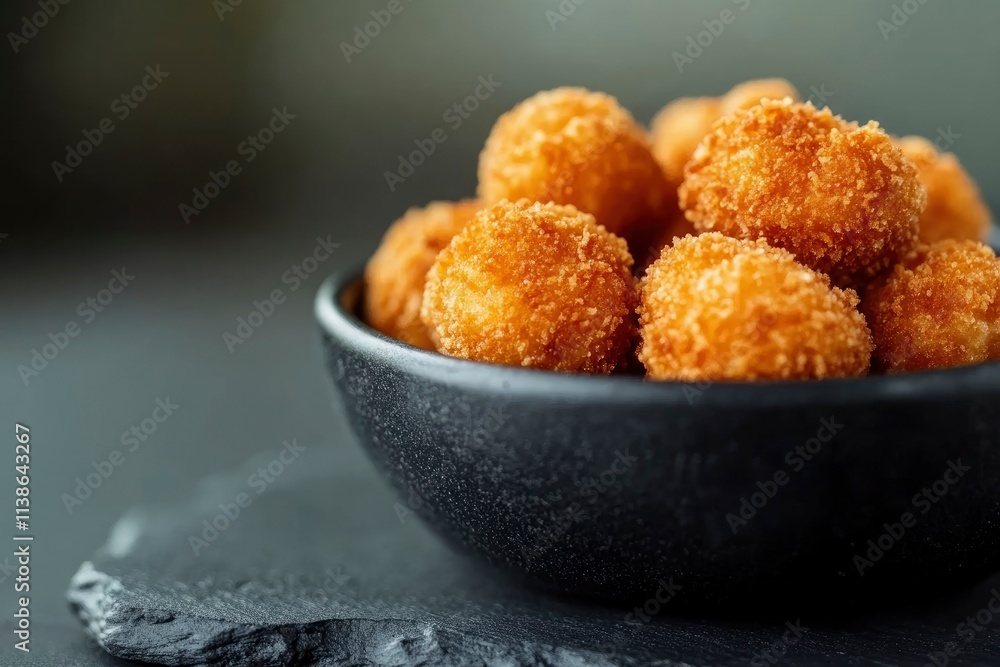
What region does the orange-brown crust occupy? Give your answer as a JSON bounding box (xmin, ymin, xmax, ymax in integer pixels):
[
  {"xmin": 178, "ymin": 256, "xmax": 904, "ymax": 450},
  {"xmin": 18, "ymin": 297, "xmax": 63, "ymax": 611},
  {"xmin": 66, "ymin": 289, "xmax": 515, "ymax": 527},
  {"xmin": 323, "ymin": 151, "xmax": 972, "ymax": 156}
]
[
  {"xmin": 477, "ymin": 88, "xmax": 674, "ymax": 240},
  {"xmin": 639, "ymin": 233, "xmax": 872, "ymax": 381},
  {"xmin": 651, "ymin": 97, "xmax": 722, "ymax": 190},
  {"xmin": 421, "ymin": 200, "xmax": 637, "ymax": 373},
  {"xmin": 896, "ymin": 135, "xmax": 991, "ymax": 244},
  {"xmin": 651, "ymin": 79, "xmax": 800, "ymax": 189},
  {"xmin": 679, "ymin": 99, "xmax": 925, "ymax": 288},
  {"xmin": 861, "ymin": 240, "xmax": 1000, "ymax": 373},
  {"xmin": 364, "ymin": 200, "xmax": 481, "ymax": 349}
]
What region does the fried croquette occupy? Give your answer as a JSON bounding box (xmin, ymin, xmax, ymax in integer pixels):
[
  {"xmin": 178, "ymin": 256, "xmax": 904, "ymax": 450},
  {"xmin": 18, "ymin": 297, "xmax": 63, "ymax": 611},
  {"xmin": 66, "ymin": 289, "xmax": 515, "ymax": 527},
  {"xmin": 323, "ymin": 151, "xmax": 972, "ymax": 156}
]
[
  {"xmin": 651, "ymin": 97, "xmax": 722, "ymax": 190},
  {"xmin": 477, "ymin": 88, "xmax": 673, "ymax": 240},
  {"xmin": 679, "ymin": 99, "xmax": 926, "ymax": 287},
  {"xmin": 364, "ymin": 200, "xmax": 481, "ymax": 350},
  {"xmin": 421, "ymin": 200, "xmax": 637, "ymax": 373},
  {"xmin": 896, "ymin": 135, "xmax": 991, "ymax": 244},
  {"xmin": 638, "ymin": 233, "xmax": 873, "ymax": 381},
  {"xmin": 862, "ymin": 240, "xmax": 1000, "ymax": 373},
  {"xmin": 651, "ymin": 78, "xmax": 799, "ymax": 188}
]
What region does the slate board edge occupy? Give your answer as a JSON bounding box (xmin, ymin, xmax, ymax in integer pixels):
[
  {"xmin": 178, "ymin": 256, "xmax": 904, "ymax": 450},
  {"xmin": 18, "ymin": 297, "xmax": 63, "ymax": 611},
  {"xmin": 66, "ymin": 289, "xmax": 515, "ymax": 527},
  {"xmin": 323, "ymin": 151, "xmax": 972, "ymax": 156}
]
[{"xmin": 67, "ymin": 560, "xmax": 684, "ymax": 667}]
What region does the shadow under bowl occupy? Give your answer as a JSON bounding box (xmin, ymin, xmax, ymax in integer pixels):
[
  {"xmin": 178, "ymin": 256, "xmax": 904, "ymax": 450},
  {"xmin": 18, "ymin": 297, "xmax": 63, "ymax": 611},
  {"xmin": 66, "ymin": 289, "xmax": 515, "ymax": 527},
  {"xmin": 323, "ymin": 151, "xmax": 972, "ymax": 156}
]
[{"xmin": 316, "ymin": 265, "xmax": 1000, "ymax": 611}]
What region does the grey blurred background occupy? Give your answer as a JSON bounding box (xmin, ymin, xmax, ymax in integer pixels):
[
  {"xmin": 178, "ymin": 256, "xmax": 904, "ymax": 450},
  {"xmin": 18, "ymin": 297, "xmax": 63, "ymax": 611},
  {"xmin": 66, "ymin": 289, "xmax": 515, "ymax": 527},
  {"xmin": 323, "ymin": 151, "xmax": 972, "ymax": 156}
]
[
  {"xmin": 6, "ymin": 0, "xmax": 1000, "ymax": 232},
  {"xmin": 2, "ymin": 0, "xmax": 998, "ymax": 660}
]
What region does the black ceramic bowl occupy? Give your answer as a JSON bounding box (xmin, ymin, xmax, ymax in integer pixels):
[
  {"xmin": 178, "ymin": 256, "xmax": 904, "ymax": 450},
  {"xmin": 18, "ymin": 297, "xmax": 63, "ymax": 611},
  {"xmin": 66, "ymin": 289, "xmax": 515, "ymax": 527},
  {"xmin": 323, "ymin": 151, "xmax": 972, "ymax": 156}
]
[{"xmin": 317, "ymin": 245, "xmax": 1000, "ymax": 610}]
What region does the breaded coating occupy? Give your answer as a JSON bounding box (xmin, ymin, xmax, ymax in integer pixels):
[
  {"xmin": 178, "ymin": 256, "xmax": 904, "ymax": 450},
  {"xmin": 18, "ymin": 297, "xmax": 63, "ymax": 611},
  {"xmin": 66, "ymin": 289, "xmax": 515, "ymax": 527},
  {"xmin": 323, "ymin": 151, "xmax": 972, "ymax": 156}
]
[
  {"xmin": 679, "ymin": 99, "xmax": 926, "ymax": 287},
  {"xmin": 421, "ymin": 200, "xmax": 637, "ymax": 373},
  {"xmin": 651, "ymin": 79, "xmax": 799, "ymax": 188},
  {"xmin": 639, "ymin": 233, "xmax": 872, "ymax": 381},
  {"xmin": 477, "ymin": 88, "xmax": 673, "ymax": 240},
  {"xmin": 651, "ymin": 97, "xmax": 722, "ymax": 190},
  {"xmin": 896, "ymin": 135, "xmax": 991, "ymax": 244},
  {"xmin": 364, "ymin": 200, "xmax": 481, "ymax": 350},
  {"xmin": 862, "ymin": 240, "xmax": 1000, "ymax": 373}
]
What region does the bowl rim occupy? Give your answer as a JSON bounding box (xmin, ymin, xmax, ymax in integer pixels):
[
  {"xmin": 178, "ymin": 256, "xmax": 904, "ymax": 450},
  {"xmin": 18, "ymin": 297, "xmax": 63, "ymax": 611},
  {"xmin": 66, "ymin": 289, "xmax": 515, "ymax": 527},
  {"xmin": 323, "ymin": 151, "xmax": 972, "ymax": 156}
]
[{"xmin": 316, "ymin": 263, "xmax": 1000, "ymax": 408}]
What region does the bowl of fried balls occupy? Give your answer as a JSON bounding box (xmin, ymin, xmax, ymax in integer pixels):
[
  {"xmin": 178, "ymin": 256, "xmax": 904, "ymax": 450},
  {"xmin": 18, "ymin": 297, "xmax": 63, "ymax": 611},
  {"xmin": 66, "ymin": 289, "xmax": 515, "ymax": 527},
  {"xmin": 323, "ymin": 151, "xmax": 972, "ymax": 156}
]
[{"xmin": 318, "ymin": 81, "xmax": 1000, "ymax": 607}]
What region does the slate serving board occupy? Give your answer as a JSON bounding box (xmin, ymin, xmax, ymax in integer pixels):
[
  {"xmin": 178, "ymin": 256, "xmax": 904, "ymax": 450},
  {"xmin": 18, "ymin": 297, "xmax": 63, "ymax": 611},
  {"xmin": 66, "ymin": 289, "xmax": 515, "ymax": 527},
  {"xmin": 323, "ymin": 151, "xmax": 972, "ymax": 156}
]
[{"xmin": 65, "ymin": 444, "xmax": 1000, "ymax": 666}]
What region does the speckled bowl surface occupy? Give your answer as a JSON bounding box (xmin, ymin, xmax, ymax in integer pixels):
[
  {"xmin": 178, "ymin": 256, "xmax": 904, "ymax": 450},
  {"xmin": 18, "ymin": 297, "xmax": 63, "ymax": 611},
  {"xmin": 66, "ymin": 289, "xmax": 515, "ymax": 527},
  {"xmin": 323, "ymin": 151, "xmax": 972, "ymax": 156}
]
[{"xmin": 317, "ymin": 231, "xmax": 1000, "ymax": 608}]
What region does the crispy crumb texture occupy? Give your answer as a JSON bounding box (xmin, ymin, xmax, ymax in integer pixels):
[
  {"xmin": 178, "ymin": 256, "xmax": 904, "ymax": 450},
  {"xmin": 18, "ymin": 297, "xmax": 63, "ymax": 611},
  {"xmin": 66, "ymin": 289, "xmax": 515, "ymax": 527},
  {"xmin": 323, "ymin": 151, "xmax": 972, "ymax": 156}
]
[
  {"xmin": 639, "ymin": 233, "xmax": 872, "ymax": 381},
  {"xmin": 652, "ymin": 78, "xmax": 800, "ymax": 189},
  {"xmin": 478, "ymin": 87, "xmax": 673, "ymax": 240},
  {"xmin": 421, "ymin": 200, "xmax": 637, "ymax": 373},
  {"xmin": 651, "ymin": 97, "xmax": 722, "ymax": 190},
  {"xmin": 862, "ymin": 240, "xmax": 1000, "ymax": 373},
  {"xmin": 896, "ymin": 135, "xmax": 991, "ymax": 245},
  {"xmin": 364, "ymin": 200, "xmax": 481, "ymax": 350},
  {"xmin": 363, "ymin": 86, "xmax": 996, "ymax": 379},
  {"xmin": 679, "ymin": 99, "xmax": 925, "ymax": 287}
]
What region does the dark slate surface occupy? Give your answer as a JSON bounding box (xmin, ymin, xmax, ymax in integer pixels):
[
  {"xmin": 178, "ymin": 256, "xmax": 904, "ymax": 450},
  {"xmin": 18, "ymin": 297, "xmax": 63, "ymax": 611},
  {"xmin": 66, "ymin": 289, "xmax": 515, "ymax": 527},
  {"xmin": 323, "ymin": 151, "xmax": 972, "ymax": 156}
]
[{"xmin": 64, "ymin": 445, "xmax": 1000, "ymax": 667}]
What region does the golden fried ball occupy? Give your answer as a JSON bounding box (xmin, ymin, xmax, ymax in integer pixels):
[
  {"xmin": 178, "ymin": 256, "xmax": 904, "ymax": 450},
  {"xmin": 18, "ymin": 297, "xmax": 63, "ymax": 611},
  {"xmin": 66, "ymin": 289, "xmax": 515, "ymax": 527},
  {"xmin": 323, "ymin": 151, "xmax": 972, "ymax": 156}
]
[
  {"xmin": 896, "ymin": 135, "xmax": 991, "ymax": 244},
  {"xmin": 421, "ymin": 200, "xmax": 637, "ymax": 373},
  {"xmin": 861, "ymin": 240, "xmax": 1000, "ymax": 373},
  {"xmin": 651, "ymin": 97, "xmax": 721, "ymax": 190},
  {"xmin": 364, "ymin": 200, "xmax": 481, "ymax": 349},
  {"xmin": 679, "ymin": 99, "xmax": 926, "ymax": 287},
  {"xmin": 477, "ymin": 88, "xmax": 673, "ymax": 240},
  {"xmin": 651, "ymin": 79, "xmax": 799, "ymax": 188},
  {"xmin": 639, "ymin": 233, "xmax": 872, "ymax": 381},
  {"xmin": 719, "ymin": 78, "xmax": 800, "ymax": 116}
]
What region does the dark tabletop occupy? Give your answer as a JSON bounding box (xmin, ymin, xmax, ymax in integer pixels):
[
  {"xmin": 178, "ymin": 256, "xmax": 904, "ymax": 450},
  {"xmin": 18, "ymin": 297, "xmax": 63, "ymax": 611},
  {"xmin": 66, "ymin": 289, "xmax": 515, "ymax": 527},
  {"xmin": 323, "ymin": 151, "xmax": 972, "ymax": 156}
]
[{"xmin": 5, "ymin": 1, "xmax": 1000, "ymax": 664}]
